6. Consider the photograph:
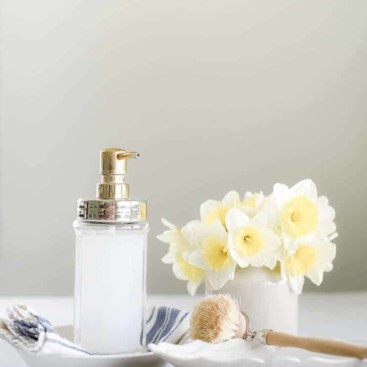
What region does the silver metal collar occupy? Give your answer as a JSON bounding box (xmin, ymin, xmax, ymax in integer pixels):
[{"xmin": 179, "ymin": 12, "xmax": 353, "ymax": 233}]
[{"xmin": 77, "ymin": 199, "xmax": 147, "ymax": 223}]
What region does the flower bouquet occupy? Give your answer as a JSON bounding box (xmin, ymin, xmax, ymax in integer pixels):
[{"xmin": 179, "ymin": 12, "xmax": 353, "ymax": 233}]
[{"xmin": 158, "ymin": 179, "xmax": 337, "ymax": 296}]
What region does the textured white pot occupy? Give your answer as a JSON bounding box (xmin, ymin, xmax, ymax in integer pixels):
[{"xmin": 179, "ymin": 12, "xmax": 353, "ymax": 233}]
[{"xmin": 207, "ymin": 267, "xmax": 299, "ymax": 334}]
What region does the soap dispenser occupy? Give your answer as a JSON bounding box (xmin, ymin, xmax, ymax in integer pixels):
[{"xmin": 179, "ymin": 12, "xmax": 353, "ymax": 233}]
[{"xmin": 73, "ymin": 148, "xmax": 148, "ymax": 354}]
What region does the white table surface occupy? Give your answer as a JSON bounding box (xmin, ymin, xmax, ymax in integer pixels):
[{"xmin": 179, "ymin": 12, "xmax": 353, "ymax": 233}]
[{"xmin": 1, "ymin": 292, "xmax": 366, "ymax": 367}]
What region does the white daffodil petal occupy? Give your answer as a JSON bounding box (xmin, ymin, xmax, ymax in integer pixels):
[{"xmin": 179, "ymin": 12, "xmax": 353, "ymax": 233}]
[
  {"xmin": 156, "ymin": 229, "xmax": 182, "ymax": 244},
  {"xmin": 263, "ymin": 253, "xmax": 279, "ymax": 270},
  {"xmin": 262, "ymin": 228, "xmax": 281, "ymax": 251},
  {"xmin": 273, "ymin": 183, "xmax": 290, "ymax": 208},
  {"xmin": 162, "ymin": 251, "xmax": 175, "ymax": 264},
  {"xmin": 181, "ymin": 250, "xmax": 193, "ymax": 263},
  {"xmin": 316, "ymin": 196, "xmax": 329, "ymax": 206},
  {"xmin": 251, "ymin": 212, "xmax": 268, "ymax": 227},
  {"xmin": 227, "ymin": 232, "xmax": 249, "ymax": 268},
  {"xmin": 200, "ymin": 200, "xmax": 222, "ymax": 222},
  {"xmin": 323, "ymin": 229, "xmax": 336, "ymax": 242},
  {"xmin": 225, "ymin": 208, "xmax": 249, "ymax": 233},
  {"xmin": 283, "ymin": 238, "xmax": 299, "ymax": 253},
  {"xmin": 207, "ymin": 263, "xmax": 236, "ymax": 290},
  {"xmin": 308, "ymin": 269, "xmax": 323, "ymax": 286},
  {"xmin": 187, "ymin": 280, "xmax": 201, "ymax": 296},
  {"xmin": 280, "ymin": 260, "xmax": 288, "ymax": 280},
  {"xmin": 250, "ymin": 255, "xmax": 266, "ymax": 268},
  {"xmin": 249, "ymin": 248, "xmax": 278, "ymax": 268},
  {"xmin": 228, "ymin": 262, "xmax": 237, "ymax": 280},
  {"xmin": 318, "ymin": 206, "xmax": 337, "ymax": 236},
  {"xmin": 318, "ymin": 241, "xmax": 336, "ymax": 265},
  {"xmin": 172, "ymin": 262, "xmax": 187, "ymax": 281},
  {"xmin": 244, "ymin": 191, "xmax": 253, "ymax": 200},
  {"xmin": 173, "ymin": 256, "xmax": 204, "ymax": 286},
  {"xmin": 241, "ymin": 192, "xmax": 264, "ymax": 217},
  {"xmin": 210, "ymin": 220, "xmax": 228, "ymax": 242},
  {"xmin": 227, "ymin": 235, "xmax": 241, "ymax": 263},
  {"xmin": 181, "ymin": 220, "xmax": 202, "ymax": 248},
  {"xmin": 291, "ymin": 179, "xmax": 318, "ymax": 200},
  {"xmin": 188, "ymin": 249, "xmax": 207, "ymax": 269},
  {"xmin": 222, "ymin": 191, "xmax": 241, "ymax": 208},
  {"xmin": 319, "ymin": 204, "xmax": 336, "ymax": 222},
  {"xmin": 323, "ymin": 263, "xmax": 333, "ymax": 272},
  {"xmin": 288, "ymin": 275, "xmax": 305, "ymax": 295},
  {"xmin": 188, "ymin": 221, "xmax": 209, "ymax": 245},
  {"xmin": 236, "ymin": 256, "xmax": 251, "ymax": 269},
  {"xmin": 207, "ymin": 272, "xmax": 226, "ymax": 291},
  {"xmin": 259, "ymin": 200, "xmax": 280, "ymax": 227}
]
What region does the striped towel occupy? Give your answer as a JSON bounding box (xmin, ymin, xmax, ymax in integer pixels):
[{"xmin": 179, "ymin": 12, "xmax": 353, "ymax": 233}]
[
  {"xmin": 0, "ymin": 304, "xmax": 90, "ymax": 356},
  {"xmin": 0, "ymin": 304, "xmax": 190, "ymax": 356},
  {"xmin": 146, "ymin": 305, "xmax": 190, "ymax": 345}
]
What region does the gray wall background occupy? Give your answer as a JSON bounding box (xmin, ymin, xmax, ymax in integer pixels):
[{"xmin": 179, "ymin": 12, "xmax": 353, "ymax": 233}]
[{"xmin": 1, "ymin": 0, "xmax": 366, "ymax": 295}]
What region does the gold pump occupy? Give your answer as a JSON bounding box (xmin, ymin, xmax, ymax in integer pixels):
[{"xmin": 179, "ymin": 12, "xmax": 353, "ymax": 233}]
[
  {"xmin": 77, "ymin": 148, "xmax": 146, "ymax": 223},
  {"xmin": 97, "ymin": 148, "xmax": 140, "ymax": 200}
]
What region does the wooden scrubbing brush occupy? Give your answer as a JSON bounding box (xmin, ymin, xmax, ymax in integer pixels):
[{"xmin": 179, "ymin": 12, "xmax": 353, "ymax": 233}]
[{"xmin": 190, "ymin": 294, "xmax": 367, "ymax": 360}]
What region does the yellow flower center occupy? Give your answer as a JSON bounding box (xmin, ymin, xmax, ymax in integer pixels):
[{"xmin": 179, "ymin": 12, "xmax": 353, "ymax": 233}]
[
  {"xmin": 285, "ymin": 245, "xmax": 317, "ymax": 276},
  {"xmin": 177, "ymin": 258, "xmax": 204, "ymax": 282},
  {"xmin": 234, "ymin": 226, "xmax": 264, "ymax": 257},
  {"xmin": 281, "ymin": 196, "xmax": 318, "ymax": 238},
  {"xmin": 203, "ymin": 236, "xmax": 230, "ymax": 270},
  {"xmin": 203, "ymin": 205, "xmax": 228, "ymax": 227}
]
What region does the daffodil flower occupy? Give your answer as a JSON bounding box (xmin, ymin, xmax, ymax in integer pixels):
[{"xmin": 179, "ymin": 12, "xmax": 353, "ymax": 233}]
[
  {"xmin": 188, "ymin": 220, "xmax": 237, "ymax": 291},
  {"xmin": 241, "ymin": 191, "xmax": 266, "ymax": 217},
  {"xmin": 200, "ymin": 191, "xmax": 241, "ymax": 228},
  {"xmin": 281, "ymin": 237, "xmax": 336, "ymax": 294},
  {"xmin": 226, "ymin": 208, "xmax": 281, "ymax": 269},
  {"xmin": 157, "ymin": 219, "xmax": 204, "ymax": 295},
  {"xmin": 272, "ymin": 179, "xmax": 337, "ymax": 250}
]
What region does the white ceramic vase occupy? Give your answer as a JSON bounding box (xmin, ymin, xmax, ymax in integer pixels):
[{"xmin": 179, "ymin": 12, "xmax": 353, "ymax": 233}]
[{"xmin": 207, "ymin": 267, "xmax": 299, "ymax": 334}]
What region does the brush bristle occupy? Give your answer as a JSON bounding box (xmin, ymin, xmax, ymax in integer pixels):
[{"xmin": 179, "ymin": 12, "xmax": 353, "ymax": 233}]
[{"xmin": 190, "ymin": 294, "xmax": 240, "ymax": 343}]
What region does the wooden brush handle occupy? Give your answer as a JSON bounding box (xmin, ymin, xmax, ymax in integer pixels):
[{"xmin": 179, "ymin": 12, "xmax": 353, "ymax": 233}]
[{"xmin": 266, "ymin": 331, "xmax": 367, "ymax": 360}]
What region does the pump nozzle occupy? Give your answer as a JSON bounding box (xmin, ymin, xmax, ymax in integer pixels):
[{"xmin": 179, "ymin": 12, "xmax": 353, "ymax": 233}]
[
  {"xmin": 97, "ymin": 148, "xmax": 139, "ymax": 200},
  {"xmin": 117, "ymin": 151, "xmax": 140, "ymax": 160}
]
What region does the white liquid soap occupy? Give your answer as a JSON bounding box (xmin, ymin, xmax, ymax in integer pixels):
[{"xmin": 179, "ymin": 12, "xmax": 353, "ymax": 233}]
[{"xmin": 73, "ymin": 148, "xmax": 148, "ymax": 354}]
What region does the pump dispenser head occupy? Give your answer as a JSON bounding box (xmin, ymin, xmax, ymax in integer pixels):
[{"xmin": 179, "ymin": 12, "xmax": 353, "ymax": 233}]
[
  {"xmin": 97, "ymin": 148, "xmax": 140, "ymax": 200},
  {"xmin": 77, "ymin": 148, "xmax": 147, "ymax": 223}
]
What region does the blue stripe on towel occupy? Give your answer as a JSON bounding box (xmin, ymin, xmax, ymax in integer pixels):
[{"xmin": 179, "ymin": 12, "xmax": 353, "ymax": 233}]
[
  {"xmin": 161, "ymin": 312, "xmax": 188, "ymax": 342},
  {"xmin": 146, "ymin": 307, "xmax": 165, "ymax": 344},
  {"xmin": 13, "ymin": 320, "xmax": 39, "ymax": 340},
  {"xmin": 146, "ymin": 309, "xmax": 155, "ymax": 325},
  {"xmin": 146, "ymin": 306, "xmax": 184, "ymax": 344},
  {"xmin": 153, "ymin": 307, "xmax": 172, "ymax": 343},
  {"xmin": 36, "ymin": 316, "xmax": 55, "ymax": 333},
  {"xmin": 149, "ymin": 307, "xmax": 170, "ymax": 344},
  {"xmin": 155, "ymin": 308, "xmax": 180, "ymax": 342}
]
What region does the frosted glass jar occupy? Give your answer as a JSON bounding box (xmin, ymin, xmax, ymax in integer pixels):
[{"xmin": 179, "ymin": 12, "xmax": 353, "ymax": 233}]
[
  {"xmin": 73, "ymin": 220, "xmax": 149, "ymax": 354},
  {"xmin": 207, "ymin": 267, "xmax": 299, "ymax": 334}
]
